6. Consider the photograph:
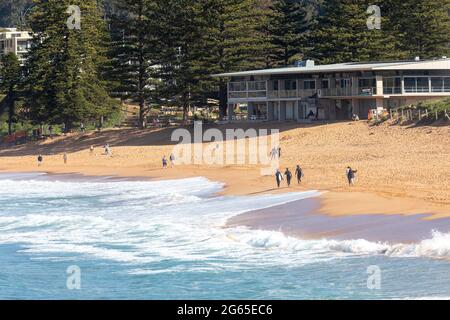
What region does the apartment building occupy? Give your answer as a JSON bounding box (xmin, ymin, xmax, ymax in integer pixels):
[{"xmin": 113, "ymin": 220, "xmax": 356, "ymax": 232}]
[
  {"xmin": 214, "ymin": 58, "xmax": 450, "ymax": 121},
  {"xmin": 0, "ymin": 28, "xmax": 33, "ymax": 64}
]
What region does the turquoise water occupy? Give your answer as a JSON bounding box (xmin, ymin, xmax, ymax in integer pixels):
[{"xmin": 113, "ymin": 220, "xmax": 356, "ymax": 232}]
[{"xmin": 0, "ymin": 173, "xmax": 449, "ymax": 300}]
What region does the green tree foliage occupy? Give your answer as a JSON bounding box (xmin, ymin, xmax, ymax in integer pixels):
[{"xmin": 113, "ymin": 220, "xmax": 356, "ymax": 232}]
[
  {"xmin": 23, "ymin": 0, "xmax": 118, "ymax": 129},
  {"xmin": 193, "ymin": 0, "xmax": 272, "ymax": 117},
  {"xmin": 108, "ymin": 0, "xmax": 158, "ymax": 129},
  {"xmin": 268, "ymin": 0, "xmax": 311, "ymax": 67},
  {"xmin": 0, "ymin": 53, "xmax": 21, "ymax": 135},
  {"xmin": 0, "ymin": 0, "xmax": 33, "ymax": 28},
  {"xmin": 309, "ymin": 0, "xmax": 403, "ymax": 64},
  {"xmin": 382, "ymin": 0, "xmax": 450, "ymax": 59},
  {"xmin": 152, "ymin": 0, "xmax": 207, "ymax": 122}
]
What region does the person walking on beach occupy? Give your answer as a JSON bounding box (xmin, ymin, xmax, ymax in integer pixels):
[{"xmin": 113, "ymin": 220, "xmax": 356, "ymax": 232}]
[
  {"xmin": 162, "ymin": 156, "xmax": 168, "ymax": 169},
  {"xmin": 104, "ymin": 143, "xmax": 111, "ymax": 157},
  {"xmin": 169, "ymin": 153, "xmax": 175, "ymax": 168},
  {"xmin": 63, "ymin": 153, "xmax": 68, "ymax": 164},
  {"xmin": 275, "ymin": 169, "xmax": 284, "ymax": 188},
  {"xmin": 347, "ymin": 167, "xmax": 358, "ymax": 186},
  {"xmin": 90, "ymin": 145, "xmax": 94, "ymax": 155},
  {"xmin": 278, "ymin": 147, "xmax": 282, "ymax": 159},
  {"xmin": 37, "ymin": 155, "xmax": 43, "ymax": 167},
  {"xmin": 284, "ymin": 168, "xmax": 292, "ymax": 187},
  {"xmin": 295, "ymin": 165, "xmax": 304, "ymax": 184}
]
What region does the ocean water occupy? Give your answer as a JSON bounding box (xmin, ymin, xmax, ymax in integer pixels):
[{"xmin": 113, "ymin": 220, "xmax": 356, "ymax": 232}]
[{"xmin": 0, "ymin": 173, "xmax": 449, "ymax": 300}]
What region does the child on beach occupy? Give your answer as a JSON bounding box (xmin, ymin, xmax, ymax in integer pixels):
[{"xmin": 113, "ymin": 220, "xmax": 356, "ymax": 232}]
[{"xmin": 162, "ymin": 156, "xmax": 168, "ymax": 169}]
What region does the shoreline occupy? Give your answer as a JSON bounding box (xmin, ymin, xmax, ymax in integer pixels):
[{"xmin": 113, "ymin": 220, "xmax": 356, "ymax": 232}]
[
  {"xmin": 0, "ymin": 166, "xmax": 449, "ymax": 220},
  {"xmin": 1, "ymin": 169, "xmax": 450, "ymax": 246},
  {"xmin": 227, "ymin": 197, "xmax": 450, "ymax": 244}
]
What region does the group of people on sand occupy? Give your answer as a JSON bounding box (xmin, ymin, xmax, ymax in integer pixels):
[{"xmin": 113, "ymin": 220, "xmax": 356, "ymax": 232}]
[
  {"xmin": 36, "ymin": 143, "xmax": 112, "ymax": 166},
  {"xmin": 275, "ymin": 165, "xmax": 304, "ymax": 188},
  {"xmin": 275, "ymin": 165, "xmax": 358, "ymax": 188},
  {"xmin": 162, "ymin": 154, "xmax": 176, "ymax": 169}
]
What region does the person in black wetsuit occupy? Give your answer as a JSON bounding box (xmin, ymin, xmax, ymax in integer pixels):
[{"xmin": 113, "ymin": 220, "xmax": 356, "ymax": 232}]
[
  {"xmin": 275, "ymin": 169, "xmax": 283, "ymax": 188},
  {"xmin": 284, "ymin": 168, "xmax": 292, "ymax": 187},
  {"xmin": 295, "ymin": 165, "xmax": 304, "ymax": 184},
  {"xmin": 347, "ymin": 167, "xmax": 358, "ymax": 186}
]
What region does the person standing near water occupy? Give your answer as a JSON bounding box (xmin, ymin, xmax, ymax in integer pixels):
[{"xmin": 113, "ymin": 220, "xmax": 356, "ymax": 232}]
[
  {"xmin": 284, "ymin": 168, "xmax": 292, "ymax": 187},
  {"xmin": 295, "ymin": 165, "xmax": 304, "ymax": 184},
  {"xmin": 162, "ymin": 156, "xmax": 168, "ymax": 169},
  {"xmin": 275, "ymin": 169, "xmax": 283, "ymax": 188},
  {"xmin": 37, "ymin": 155, "xmax": 43, "ymax": 167},
  {"xmin": 347, "ymin": 167, "xmax": 358, "ymax": 186},
  {"xmin": 63, "ymin": 153, "xmax": 68, "ymax": 164}
]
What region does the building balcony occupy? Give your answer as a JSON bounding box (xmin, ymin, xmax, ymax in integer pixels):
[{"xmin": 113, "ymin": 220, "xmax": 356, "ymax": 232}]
[{"xmin": 320, "ymin": 87, "xmax": 378, "ymax": 97}]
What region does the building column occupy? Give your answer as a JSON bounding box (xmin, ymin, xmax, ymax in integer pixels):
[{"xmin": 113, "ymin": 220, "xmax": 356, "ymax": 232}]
[
  {"xmin": 279, "ymin": 101, "xmax": 286, "ymax": 122},
  {"xmin": 247, "ymin": 102, "xmax": 254, "ymax": 120},
  {"xmin": 228, "ymin": 104, "xmax": 234, "ymax": 122},
  {"xmin": 351, "ymin": 98, "xmax": 359, "ymax": 116},
  {"xmin": 267, "ymin": 103, "xmax": 274, "ymax": 121},
  {"xmin": 376, "ymin": 75, "xmax": 384, "ymax": 96},
  {"xmin": 352, "ymin": 76, "xmax": 359, "ymax": 96},
  {"xmin": 376, "ymin": 98, "xmax": 384, "ymax": 109}
]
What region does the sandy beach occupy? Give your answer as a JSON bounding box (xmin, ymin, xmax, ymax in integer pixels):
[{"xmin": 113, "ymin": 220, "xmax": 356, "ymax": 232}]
[{"xmin": 0, "ymin": 121, "xmax": 449, "ymax": 220}]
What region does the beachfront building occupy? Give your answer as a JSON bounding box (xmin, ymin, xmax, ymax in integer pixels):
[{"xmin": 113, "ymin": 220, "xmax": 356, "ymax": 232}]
[
  {"xmin": 214, "ymin": 58, "xmax": 450, "ymax": 121},
  {"xmin": 0, "ymin": 28, "xmax": 33, "ymax": 65}
]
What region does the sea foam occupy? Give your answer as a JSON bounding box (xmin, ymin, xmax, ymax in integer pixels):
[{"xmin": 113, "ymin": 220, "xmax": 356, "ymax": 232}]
[{"xmin": 0, "ymin": 173, "xmax": 449, "ymax": 271}]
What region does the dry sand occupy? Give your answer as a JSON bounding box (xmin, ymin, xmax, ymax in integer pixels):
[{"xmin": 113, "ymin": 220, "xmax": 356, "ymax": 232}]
[{"xmin": 0, "ymin": 121, "xmax": 449, "ymax": 219}]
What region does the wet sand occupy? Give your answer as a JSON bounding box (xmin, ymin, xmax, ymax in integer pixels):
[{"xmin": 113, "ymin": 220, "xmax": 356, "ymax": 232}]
[{"xmin": 227, "ymin": 198, "xmax": 450, "ymax": 243}]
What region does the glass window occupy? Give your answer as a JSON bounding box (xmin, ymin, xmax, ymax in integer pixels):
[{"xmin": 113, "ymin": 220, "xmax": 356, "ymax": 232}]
[
  {"xmin": 321, "ymin": 80, "xmax": 329, "ymax": 89},
  {"xmin": 338, "ymin": 79, "xmax": 351, "ymax": 88},
  {"xmin": 304, "ymin": 80, "xmax": 316, "ymax": 90},
  {"xmin": 431, "ymin": 78, "xmax": 443, "ymax": 92},
  {"xmin": 285, "ymin": 80, "xmax": 297, "ymax": 90},
  {"xmin": 416, "ymin": 77, "xmax": 429, "ymax": 92},
  {"xmin": 359, "ymin": 78, "xmax": 376, "ymax": 88},
  {"xmin": 444, "ymin": 78, "xmax": 450, "ymax": 92},
  {"xmin": 404, "ymin": 77, "xmax": 416, "ymax": 92}
]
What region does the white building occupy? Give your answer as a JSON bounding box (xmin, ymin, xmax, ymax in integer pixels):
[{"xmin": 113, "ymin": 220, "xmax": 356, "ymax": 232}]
[
  {"xmin": 0, "ymin": 28, "xmax": 33, "ymax": 64},
  {"xmin": 214, "ymin": 58, "xmax": 450, "ymax": 121}
]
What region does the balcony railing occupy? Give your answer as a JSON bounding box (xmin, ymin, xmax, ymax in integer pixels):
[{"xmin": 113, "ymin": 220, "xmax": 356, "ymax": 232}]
[
  {"xmin": 404, "ymin": 87, "xmax": 432, "ymax": 93},
  {"xmin": 384, "ymin": 87, "xmax": 402, "ymax": 95}
]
